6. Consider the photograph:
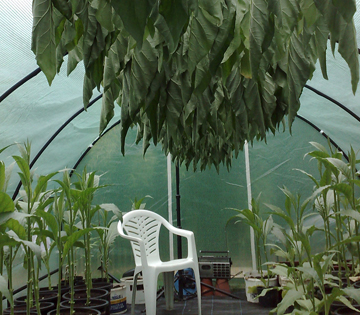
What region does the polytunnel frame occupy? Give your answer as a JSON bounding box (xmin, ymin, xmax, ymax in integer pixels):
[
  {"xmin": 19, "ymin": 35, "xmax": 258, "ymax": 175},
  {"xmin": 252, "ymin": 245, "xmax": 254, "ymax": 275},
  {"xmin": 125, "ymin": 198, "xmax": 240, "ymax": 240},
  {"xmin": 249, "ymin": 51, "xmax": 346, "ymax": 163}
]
[{"xmin": 1, "ymin": 50, "xmax": 360, "ymax": 273}]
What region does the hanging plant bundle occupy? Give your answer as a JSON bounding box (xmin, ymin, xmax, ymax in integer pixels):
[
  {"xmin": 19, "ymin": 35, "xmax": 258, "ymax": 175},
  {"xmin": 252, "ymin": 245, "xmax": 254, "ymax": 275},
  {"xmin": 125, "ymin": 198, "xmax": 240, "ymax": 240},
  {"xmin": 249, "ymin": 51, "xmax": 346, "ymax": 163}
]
[{"xmin": 31, "ymin": 0, "xmax": 359, "ymax": 170}]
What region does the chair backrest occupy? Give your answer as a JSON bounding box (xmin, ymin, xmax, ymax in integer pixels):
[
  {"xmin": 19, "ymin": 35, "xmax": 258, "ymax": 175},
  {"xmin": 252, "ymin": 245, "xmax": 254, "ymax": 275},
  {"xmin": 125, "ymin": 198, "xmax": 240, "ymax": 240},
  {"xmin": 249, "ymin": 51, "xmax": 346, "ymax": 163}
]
[{"xmin": 121, "ymin": 210, "xmax": 168, "ymax": 267}]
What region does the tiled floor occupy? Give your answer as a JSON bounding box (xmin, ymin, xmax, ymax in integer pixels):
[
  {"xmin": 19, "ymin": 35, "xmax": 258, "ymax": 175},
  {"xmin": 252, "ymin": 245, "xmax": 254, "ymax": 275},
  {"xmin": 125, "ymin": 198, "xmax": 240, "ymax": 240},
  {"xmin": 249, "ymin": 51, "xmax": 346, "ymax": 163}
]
[{"xmin": 122, "ymin": 290, "xmax": 274, "ymax": 315}]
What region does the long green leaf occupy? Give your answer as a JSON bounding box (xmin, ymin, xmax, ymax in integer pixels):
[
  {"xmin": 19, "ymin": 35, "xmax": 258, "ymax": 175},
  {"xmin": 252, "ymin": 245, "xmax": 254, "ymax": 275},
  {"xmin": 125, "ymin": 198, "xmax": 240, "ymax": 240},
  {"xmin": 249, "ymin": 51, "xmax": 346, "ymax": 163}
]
[
  {"xmin": 0, "ymin": 211, "xmax": 31, "ymax": 227},
  {"xmin": 37, "ymin": 209, "xmax": 59, "ymax": 237},
  {"xmin": 0, "ymin": 192, "xmax": 14, "ymax": 213},
  {"xmin": 32, "ymin": 0, "xmax": 57, "ymax": 85},
  {"xmin": 110, "ymin": 0, "xmax": 152, "ymax": 47},
  {"xmin": 62, "ymin": 228, "xmax": 92, "ymax": 258},
  {"xmin": 155, "ymin": 0, "xmax": 189, "ymax": 54},
  {"xmin": 249, "ymin": 0, "xmax": 272, "ymax": 78}
]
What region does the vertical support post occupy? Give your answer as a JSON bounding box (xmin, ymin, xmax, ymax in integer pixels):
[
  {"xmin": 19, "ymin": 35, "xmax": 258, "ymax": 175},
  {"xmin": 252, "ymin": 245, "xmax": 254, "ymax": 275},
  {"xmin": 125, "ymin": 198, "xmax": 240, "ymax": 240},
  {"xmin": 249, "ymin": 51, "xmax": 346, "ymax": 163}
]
[
  {"xmin": 167, "ymin": 154, "xmax": 174, "ymax": 260},
  {"xmin": 245, "ymin": 141, "xmax": 256, "ymax": 271},
  {"xmin": 175, "ymin": 160, "xmax": 183, "ymax": 299}
]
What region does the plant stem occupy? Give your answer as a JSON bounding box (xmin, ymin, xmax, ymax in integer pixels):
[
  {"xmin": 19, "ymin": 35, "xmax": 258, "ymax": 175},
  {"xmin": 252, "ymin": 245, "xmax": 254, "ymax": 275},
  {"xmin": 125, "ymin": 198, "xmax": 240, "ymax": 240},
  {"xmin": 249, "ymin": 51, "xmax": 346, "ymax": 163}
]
[
  {"xmin": 26, "ymin": 215, "xmax": 33, "ymax": 315},
  {"xmin": 0, "ymin": 247, "xmax": 3, "ymax": 315}
]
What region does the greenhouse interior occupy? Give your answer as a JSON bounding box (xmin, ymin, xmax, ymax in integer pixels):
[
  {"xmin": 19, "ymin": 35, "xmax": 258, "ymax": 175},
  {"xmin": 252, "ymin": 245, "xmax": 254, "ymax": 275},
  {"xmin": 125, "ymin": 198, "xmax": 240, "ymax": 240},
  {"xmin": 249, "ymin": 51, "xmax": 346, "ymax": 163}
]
[{"xmin": 1, "ymin": 0, "xmax": 360, "ymax": 314}]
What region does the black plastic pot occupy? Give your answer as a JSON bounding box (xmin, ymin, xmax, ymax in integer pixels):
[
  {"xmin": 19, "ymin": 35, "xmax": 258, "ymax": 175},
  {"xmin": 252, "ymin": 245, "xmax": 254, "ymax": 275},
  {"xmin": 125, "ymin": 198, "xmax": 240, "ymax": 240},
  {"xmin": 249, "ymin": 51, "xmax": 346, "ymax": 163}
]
[
  {"xmin": 47, "ymin": 307, "xmax": 101, "ymax": 315},
  {"xmin": 3, "ymin": 307, "xmax": 37, "ymax": 315},
  {"xmin": 62, "ymin": 286, "xmax": 110, "ymax": 315},
  {"xmin": 60, "ymin": 298, "xmax": 109, "ymax": 315},
  {"xmin": 257, "ymin": 286, "xmax": 280, "ymax": 308},
  {"xmin": 62, "ymin": 288, "xmax": 109, "ymax": 301},
  {"xmin": 4, "ymin": 302, "xmax": 54, "ymax": 314},
  {"xmin": 71, "ymin": 286, "xmax": 111, "ymax": 315},
  {"xmin": 333, "ymin": 305, "xmax": 360, "ymax": 315}
]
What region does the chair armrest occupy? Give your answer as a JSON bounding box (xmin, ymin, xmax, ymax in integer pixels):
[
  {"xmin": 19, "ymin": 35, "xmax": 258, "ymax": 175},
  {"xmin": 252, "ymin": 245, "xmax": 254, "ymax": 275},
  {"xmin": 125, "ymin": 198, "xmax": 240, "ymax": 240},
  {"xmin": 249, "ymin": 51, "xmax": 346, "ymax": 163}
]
[
  {"xmin": 165, "ymin": 223, "xmax": 198, "ymax": 260},
  {"xmin": 167, "ymin": 224, "xmax": 193, "ymax": 238}
]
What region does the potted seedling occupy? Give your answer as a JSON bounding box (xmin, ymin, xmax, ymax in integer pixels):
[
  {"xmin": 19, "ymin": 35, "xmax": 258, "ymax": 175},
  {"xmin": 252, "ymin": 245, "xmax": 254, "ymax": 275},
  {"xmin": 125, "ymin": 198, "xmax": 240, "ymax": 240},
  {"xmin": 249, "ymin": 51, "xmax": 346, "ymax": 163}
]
[
  {"xmin": 94, "ymin": 203, "xmax": 122, "ymax": 283},
  {"xmin": 67, "ymin": 168, "xmax": 109, "ymax": 312},
  {"xmin": 266, "ymin": 141, "xmax": 360, "ymax": 314},
  {"xmin": 227, "ymin": 194, "xmax": 277, "ymax": 304},
  {"xmin": 12, "ymin": 142, "xmax": 59, "ymax": 315},
  {"xmin": 0, "ymin": 195, "xmax": 40, "ymax": 315}
]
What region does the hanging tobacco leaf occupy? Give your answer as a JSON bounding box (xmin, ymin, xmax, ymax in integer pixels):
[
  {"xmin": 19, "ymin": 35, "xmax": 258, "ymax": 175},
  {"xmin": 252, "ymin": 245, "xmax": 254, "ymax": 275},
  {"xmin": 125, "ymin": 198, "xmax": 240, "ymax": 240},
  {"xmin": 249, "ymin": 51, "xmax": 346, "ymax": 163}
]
[{"xmin": 31, "ymin": 0, "xmax": 359, "ymax": 170}]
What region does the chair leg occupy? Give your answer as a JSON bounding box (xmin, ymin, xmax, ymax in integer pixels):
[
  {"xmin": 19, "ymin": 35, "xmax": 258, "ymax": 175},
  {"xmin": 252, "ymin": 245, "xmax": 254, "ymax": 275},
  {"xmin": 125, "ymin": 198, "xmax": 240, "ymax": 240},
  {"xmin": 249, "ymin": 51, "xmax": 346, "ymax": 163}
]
[
  {"xmin": 142, "ymin": 270, "xmax": 158, "ymax": 315},
  {"xmin": 193, "ymin": 267, "xmax": 202, "ymax": 315},
  {"xmin": 131, "ymin": 272, "xmax": 140, "ymax": 315}
]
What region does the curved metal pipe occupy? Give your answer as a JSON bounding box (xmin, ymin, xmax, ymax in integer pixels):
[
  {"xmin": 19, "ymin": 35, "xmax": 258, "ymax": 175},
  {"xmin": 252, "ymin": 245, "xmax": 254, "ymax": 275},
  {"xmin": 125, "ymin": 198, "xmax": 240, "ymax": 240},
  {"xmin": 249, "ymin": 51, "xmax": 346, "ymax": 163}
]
[{"xmin": 12, "ymin": 94, "xmax": 103, "ymax": 199}]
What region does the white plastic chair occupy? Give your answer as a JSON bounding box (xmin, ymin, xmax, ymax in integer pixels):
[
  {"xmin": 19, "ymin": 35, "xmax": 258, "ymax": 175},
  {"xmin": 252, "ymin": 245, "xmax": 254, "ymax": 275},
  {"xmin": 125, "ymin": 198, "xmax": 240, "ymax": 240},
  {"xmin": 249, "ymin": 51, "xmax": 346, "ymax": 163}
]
[{"xmin": 117, "ymin": 209, "xmax": 202, "ymax": 315}]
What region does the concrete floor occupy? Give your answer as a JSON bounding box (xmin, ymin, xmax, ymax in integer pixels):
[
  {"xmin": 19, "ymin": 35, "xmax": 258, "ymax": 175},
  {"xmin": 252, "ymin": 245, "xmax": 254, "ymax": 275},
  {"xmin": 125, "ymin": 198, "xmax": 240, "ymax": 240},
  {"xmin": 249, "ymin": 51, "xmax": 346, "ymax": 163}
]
[{"xmin": 122, "ymin": 290, "xmax": 274, "ymax": 315}]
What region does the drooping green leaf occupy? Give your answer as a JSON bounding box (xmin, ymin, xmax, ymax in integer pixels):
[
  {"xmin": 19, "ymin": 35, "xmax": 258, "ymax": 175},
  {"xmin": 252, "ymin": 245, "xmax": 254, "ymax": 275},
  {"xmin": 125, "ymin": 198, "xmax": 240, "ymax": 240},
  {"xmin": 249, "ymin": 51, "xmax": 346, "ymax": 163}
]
[
  {"xmin": 93, "ymin": 0, "xmax": 115, "ymax": 32},
  {"xmin": 30, "ymin": 0, "xmax": 359, "ymax": 171},
  {"xmin": 332, "ymin": 0, "xmax": 356, "ymax": 23},
  {"xmin": 285, "ymin": 31, "xmax": 311, "ymax": 128},
  {"xmin": 32, "ymin": 0, "xmax": 57, "ymax": 85},
  {"xmin": 326, "ymin": 158, "xmax": 351, "ymax": 179},
  {"xmin": 100, "ymin": 203, "xmax": 122, "ymax": 219},
  {"xmin": 341, "ymin": 286, "xmax": 360, "ymax": 305},
  {"xmin": 104, "ymin": 221, "xmax": 119, "ymax": 247},
  {"xmin": 110, "ymin": 0, "xmax": 153, "ymax": 47},
  {"xmin": 67, "ymin": 43, "xmax": 83, "ymax": 75},
  {"xmin": 340, "ymin": 209, "xmax": 360, "ymax": 223},
  {"xmin": 188, "ymin": 8, "xmax": 218, "ymax": 74},
  {"xmin": 155, "ymin": 0, "xmax": 189, "ymax": 54},
  {"xmin": 338, "ymin": 20, "xmax": 359, "ymax": 94},
  {"xmin": 249, "ymin": 0, "xmax": 273, "ymax": 78}
]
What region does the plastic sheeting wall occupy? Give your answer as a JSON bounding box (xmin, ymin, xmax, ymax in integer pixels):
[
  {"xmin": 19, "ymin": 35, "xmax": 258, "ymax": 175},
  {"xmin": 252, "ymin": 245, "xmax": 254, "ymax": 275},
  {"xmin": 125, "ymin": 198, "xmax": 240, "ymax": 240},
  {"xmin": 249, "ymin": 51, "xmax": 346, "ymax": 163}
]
[{"xmin": 74, "ymin": 117, "xmax": 330, "ymax": 279}]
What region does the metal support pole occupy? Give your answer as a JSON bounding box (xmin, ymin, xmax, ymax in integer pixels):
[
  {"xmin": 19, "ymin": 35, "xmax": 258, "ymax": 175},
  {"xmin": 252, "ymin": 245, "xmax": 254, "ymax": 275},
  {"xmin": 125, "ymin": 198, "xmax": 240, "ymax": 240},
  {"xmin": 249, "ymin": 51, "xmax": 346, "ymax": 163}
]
[
  {"xmin": 245, "ymin": 141, "xmax": 256, "ymax": 271},
  {"xmin": 167, "ymin": 154, "xmax": 174, "ymax": 260},
  {"xmin": 175, "ymin": 161, "xmax": 183, "ymax": 299}
]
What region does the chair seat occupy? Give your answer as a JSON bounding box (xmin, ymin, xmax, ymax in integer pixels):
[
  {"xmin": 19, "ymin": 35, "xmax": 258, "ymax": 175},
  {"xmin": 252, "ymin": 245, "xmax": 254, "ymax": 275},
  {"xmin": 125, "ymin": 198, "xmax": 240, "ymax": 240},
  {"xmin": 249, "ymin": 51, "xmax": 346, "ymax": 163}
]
[{"xmin": 148, "ymin": 258, "xmax": 196, "ymax": 270}]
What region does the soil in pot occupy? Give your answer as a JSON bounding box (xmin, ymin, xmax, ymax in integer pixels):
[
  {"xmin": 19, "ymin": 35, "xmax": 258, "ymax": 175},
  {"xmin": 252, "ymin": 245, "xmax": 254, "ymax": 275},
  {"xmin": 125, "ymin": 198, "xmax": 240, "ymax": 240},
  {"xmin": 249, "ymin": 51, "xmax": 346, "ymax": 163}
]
[
  {"xmin": 60, "ymin": 298, "xmax": 109, "ymax": 315},
  {"xmin": 256, "ymin": 286, "xmax": 280, "ymax": 308},
  {"xmin": 92, "ymin": 278, "xmax": 113, "ymax": 285},
  {"xmin": 47, "ymin": 307, "xmax": 101, "ymax": 315},
  {"xmin": 62, "ymin": 288, "xmax": 109, "ymax": 301},
  {"xmin": 14, "ymin": 291, "xmax": 58, "ymax": 306},
  {"xmin": 76, "ymin": 281, "xmax": 113, "ymax": 292}
]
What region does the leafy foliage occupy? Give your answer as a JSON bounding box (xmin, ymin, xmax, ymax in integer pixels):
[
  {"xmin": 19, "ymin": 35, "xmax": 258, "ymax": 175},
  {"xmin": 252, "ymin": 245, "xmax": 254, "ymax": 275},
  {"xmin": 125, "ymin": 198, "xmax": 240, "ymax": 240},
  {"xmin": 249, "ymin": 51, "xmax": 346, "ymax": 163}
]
[{"xmin": 31, "ymin": 0, "xmax": 359, "ymax": 170}]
